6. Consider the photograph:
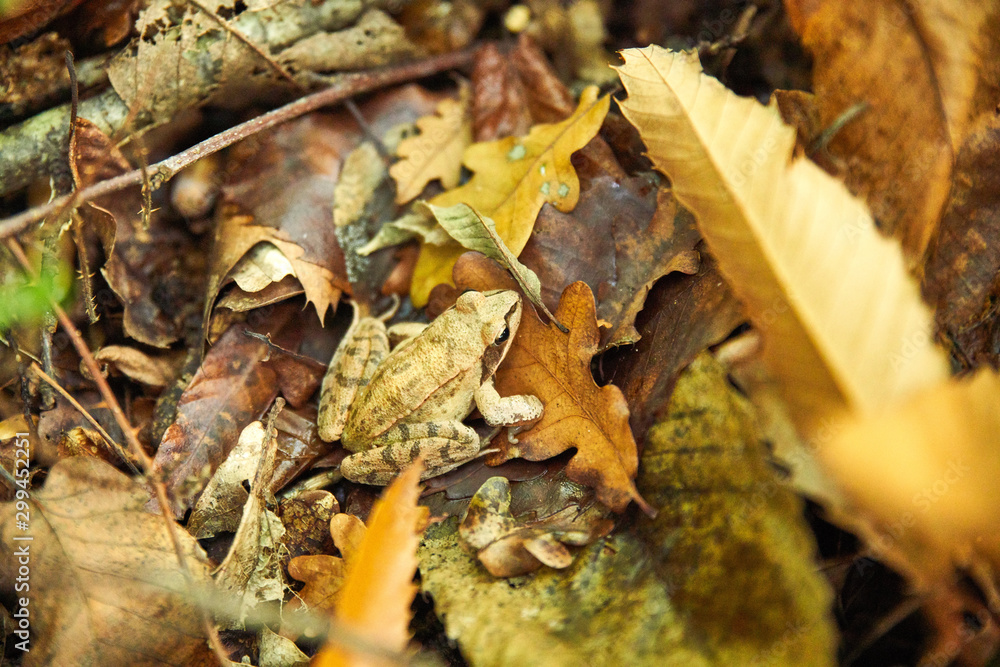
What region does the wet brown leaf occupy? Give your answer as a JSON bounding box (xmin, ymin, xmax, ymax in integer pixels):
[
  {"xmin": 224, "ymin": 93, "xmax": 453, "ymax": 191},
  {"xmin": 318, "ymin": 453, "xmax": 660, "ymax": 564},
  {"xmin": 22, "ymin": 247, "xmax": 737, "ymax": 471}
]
[
  {"xmin": 519, "ymin": 138, "xmax": 702, "ymax": 349},
  {"xmin": 605, "ymin": 251, "xmax": 746, "ymax": 441},
  {"xmin": 278, "ymin": 490, "xmax": 339, "ymax": 562},
  {"xmin": 0, "ymin": 457, "xmax": 214, "ymax": 666},
  {"xmin": 786, "ymin": 0, "xmax": 1000, "ymax": 263}
]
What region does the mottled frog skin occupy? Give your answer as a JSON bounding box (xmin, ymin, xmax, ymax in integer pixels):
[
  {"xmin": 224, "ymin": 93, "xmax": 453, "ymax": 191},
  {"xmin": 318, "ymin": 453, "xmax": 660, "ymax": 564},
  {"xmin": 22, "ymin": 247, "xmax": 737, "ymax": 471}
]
[{"xmin": 318, "ymin": 290, "xmax": 543, "ymax": 484}]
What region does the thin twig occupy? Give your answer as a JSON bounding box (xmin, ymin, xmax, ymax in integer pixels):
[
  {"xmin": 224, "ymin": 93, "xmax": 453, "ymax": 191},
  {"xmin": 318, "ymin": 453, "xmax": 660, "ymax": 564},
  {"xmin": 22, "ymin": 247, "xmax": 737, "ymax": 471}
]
[
  {"xmin": 29, "ymin": 362, "xmax": 140, "ymax": 474},
  {"xmin": 0, "ymin": 48, "xmax": 476, "ymax": 241},
  {"xmin": 6, "ymin": 238, "xmax": 228, "ymax": 665}
]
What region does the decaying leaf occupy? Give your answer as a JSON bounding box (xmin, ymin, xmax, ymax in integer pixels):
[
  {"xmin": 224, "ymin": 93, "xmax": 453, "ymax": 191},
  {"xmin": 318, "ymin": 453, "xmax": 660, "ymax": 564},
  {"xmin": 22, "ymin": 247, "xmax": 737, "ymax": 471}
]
[
  {"xmin": 0, "ymin": 457, "xmax": 214, "ymax": 666},
  {"xmin": 410, "ymin": 86, "xmax": 611, "ymax": 305},
  {"xmin": 470, "ymin": 34, "xmax": 576, "ymax": 142},
  {"xmin": 636, "ymin": 354, "xmax": 836, "ymax": 659},
  {"xmin": 426, "ymin": 202, "xmax": 563, "ymax": 328},
  {"xmin": 457, "ymin": 259, "xmax": 648, "ymax": 514},
  {"xmin": 922, "ymin": 111, "xmax": 1000, "ymax": 369},
  {"xmin": 786, "ymin": 0, "xmax": 1000, "ymax": 263},
  {"xmin": 89, "ymin": 345, "xmax": 183, "ymax": 388},
  {"xmin": 616, "ymin": 47, "xmax": 949, "ymax": 433},
  {"xmin": 70, "ymin": 118, "xmax": 202, "ymax": 347},
  {"xmin": 214, "ymin": 413, "xmax": 287, "ymax": 626},
  {"xmin": 390, "ymin": 86, "xmax": 472, "ymax": 204},
  {"xmin": 189, "ymin": 421, "xmax": 267, "ymax": 539},
  {"xmin": 459, "ymin": 476, "xmax": 613, "ymax": 577},
  {"xmin": 314, "ymin": 461, "xmax": 429, "ymax": 666},
  {"xmin": 150, "ymin": 317, "xmax": 290, "ymax": 517}
]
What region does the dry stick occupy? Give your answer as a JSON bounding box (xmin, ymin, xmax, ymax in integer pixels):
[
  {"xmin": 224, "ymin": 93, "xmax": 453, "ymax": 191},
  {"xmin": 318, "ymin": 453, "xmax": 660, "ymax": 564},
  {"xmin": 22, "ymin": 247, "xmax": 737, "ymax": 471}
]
[
  {"xmin": 0, "ymin": 48, "xmax": 476, "ymax": 241},
  {"xmin": 5, "ymin": 239, "xmax": 229, "ymax": 665},
  {"xmin": 29, "ymin": 362, "xmax": 140, "ymax": 474}
]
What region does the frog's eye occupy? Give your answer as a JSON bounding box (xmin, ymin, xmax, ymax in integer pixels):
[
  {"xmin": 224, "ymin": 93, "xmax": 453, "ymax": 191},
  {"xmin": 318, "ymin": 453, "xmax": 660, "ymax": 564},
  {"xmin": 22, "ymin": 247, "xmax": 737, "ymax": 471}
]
[{"xmin": 493, "ymin": 326, "xmax": 510, "ymax": 345}]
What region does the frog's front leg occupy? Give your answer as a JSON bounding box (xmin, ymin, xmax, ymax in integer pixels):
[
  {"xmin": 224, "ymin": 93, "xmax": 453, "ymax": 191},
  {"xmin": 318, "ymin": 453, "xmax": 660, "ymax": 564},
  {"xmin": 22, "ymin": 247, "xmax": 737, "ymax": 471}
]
[
  {"xmin": 340, "ymin": 421, "xmax": 481, "ymax": 484},
  {"xmin": 474, "ymin": 378, "xmax": 543, "ymax": 427}
]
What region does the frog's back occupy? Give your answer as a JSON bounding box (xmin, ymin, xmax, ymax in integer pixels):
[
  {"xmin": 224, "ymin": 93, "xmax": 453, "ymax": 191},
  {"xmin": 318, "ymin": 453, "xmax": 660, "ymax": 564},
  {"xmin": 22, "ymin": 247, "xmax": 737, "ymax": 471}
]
[{"xmin": 341, "ymin": 314, "xmax": 483, "ymax": 448}]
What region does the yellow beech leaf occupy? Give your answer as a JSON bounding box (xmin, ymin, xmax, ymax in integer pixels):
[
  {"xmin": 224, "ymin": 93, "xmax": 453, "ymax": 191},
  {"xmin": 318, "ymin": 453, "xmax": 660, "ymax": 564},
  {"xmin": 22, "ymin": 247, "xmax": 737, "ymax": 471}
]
[
  {"xmin": 823, "ymin": 370, "xmax": 1000, "ymax": 584},
  {"xmin": 616, "ymin": 47, "xmax": 949, "ymax": 432},
  {"xmin": 314, "ymin": 461, "xmax": 429, "ymax": 667},
  {"xmin": 409, "ymin": 86, "xmax": 610, "ymax": 306},
  {"xmin": 390, "ymin": 87, "xmax": 472, "ymax": 204}
]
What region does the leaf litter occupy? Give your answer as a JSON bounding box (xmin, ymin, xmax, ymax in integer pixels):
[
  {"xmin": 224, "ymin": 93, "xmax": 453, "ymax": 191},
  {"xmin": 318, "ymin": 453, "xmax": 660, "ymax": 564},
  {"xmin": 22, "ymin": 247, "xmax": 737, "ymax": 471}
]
[{"xmin": 5, "ymin": 2, "xmax": 1000, "ymax": 665}]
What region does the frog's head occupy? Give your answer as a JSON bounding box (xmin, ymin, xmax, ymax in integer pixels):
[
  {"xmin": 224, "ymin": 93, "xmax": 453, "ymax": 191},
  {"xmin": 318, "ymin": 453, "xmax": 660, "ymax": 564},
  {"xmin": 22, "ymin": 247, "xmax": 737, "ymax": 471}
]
[{"xmin": 455, "ymin": 289, "xmax": 522, "ymax": 377}]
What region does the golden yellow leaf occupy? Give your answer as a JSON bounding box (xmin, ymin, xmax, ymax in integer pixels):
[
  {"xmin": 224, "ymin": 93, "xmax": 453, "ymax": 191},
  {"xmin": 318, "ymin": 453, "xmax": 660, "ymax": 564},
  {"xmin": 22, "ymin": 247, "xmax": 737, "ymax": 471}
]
[
  {"xmin": 822, "ymin": 370, "xmax": 1000, "ymax": 584},
  {"xmin": 314, "ymin": 461, "xmax": 429, "ymax": 667},
  {"xmin": 616, "ymin": 47, "xmax": 949, "ymax": 432},
  {"xmin": 409, "ymin": 86, "xmax": 610, "ymax": 306},
  {"xmin": 389, "ymin": 87, "xmax": 472, "ymax": 204}
]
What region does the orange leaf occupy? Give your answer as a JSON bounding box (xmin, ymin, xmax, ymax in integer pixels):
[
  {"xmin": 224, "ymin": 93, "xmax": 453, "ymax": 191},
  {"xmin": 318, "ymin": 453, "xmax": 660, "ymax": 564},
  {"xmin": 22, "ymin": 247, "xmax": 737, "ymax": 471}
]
[
  {"xmin": 314, "ymin": 461, "xmax": 429, "ymax": 667},
  {"xmin": 458, "ymin": 267, "xmax": 651, "ymax": 514}
]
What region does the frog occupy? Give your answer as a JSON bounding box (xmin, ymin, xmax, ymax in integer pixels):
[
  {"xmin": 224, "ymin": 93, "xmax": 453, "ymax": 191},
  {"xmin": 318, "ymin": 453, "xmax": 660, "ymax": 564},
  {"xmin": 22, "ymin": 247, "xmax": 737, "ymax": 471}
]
[{"xmin": 317, "ymin": 290, "xmax": 544, "ymax": 484}]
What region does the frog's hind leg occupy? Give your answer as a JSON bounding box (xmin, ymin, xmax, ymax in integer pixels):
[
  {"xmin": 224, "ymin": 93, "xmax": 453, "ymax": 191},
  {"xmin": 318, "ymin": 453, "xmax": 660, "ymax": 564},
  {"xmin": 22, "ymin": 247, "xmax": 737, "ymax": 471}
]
[
  {"xmin": 317, "ymin": 309, "xmax": 389, "ymax": 442},
  {"xmin": 340, "ymin": 421, "xmax": 480, "ymax": 485}
]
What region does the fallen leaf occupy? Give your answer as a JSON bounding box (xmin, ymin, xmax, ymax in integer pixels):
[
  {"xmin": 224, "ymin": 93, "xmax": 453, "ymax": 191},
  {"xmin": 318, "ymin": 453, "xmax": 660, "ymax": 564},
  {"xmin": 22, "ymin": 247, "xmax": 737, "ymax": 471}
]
[
  {"xmin": 150, "ymin": 311, "xmax": 297, "ymax": 517},
  {"xmin": 922, "ymin": 111, "xmax": 1000, "ymax": 369},
  {"xmin": 635, "ymin": 353, "xmax": 837, "ymax": 661},
  {"xmin": 821, "ymin": 369, "xmax": 1000, "ymax": 583},
  {"xmin": 390, "ymin": 86, "xmax": 472, "ymax": 204},
  {"xmin": 410, "ymin": 86, "xmax": 611, "ymax": 306},
  {"xmin": 516, "ymin": 137, "xmax": 703, "ymax": 349},
  {"xmin": 785, "ymin": 0, "xmax": 1000, "ymax": 262},
  {"xmin": 616, "ymin": 47, "xmax": 949, "ymax": 432},
  {"xmin": 457, "ymin": 263, "xmax": 648, "ymax": 514},
  {"xmin": 214, "ymin": 415, "xmax": 287, "ymax": 626},
  {"xmin": 189, "ymin": 421, "xmax": 267, "ymax": 539},
  {"xmin": 70, "ymin": 118, "xmax": 203, "ymax": 347},
  {"xmin": 89, "ymin": 344, "xmax": 183, "ymax": 388},
  {"xmin": 278, "ymin": 490, "xmax": 339, "ymax": 562},
  {"xmin": 605, "ymin": 250, "xmax": 745, "ymax": 441},
  {"xmin": 0, "ymin": 457, "xmax": 214, "ymax": 665},
  {"xmin": 314, "ymin": 461, "xmax": 429, "ymax": 666},
  {"xmin": 471, "ymin": 34, "xmax": 576, "ymax": 142},
  {"xmin": 425, "ymin": 202, "xmax": 564, "ymax": 329},
  {"xmin": 459, "ymin": 476, "xmax": 613, "ymax": 577},
  {"xmin": 277, "ymin": 9, "xmax": 422, "ymax": 72}
]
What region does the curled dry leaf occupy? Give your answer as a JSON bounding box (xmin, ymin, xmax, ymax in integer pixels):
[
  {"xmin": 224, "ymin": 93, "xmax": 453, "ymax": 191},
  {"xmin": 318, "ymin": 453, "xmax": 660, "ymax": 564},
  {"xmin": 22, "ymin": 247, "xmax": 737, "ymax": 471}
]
[
  {"xmin": 616, "ymin": 47, "xmax": 949, "ymax": 433},
  {"xmin": 314, "ymin": 461, "xmax": 429, "ymax": 666},
  {"xmin": 459, "ymin": 476, "xmax": 614, "ymax": 577},
  {"xmin": 410, "ymin": 86, "xmax": 610, "ymax": 306},
  {"xmin": 89, "ymin": 345, "xmax": 183, "ymax": 388},
  {"xmin": 786, "ymin": 0, "xmax": 1000, "ymax": 263},
  {"xmin": 0, "ymin": 457, "xmax": 214, "ymax": 666},
  {"xmin": 214, "ymin": 414, "xmax": 287, "ymax": 625},
  {"xmin": 390, "ymin": 85, "xmax": 472, "ymax": 204}
]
